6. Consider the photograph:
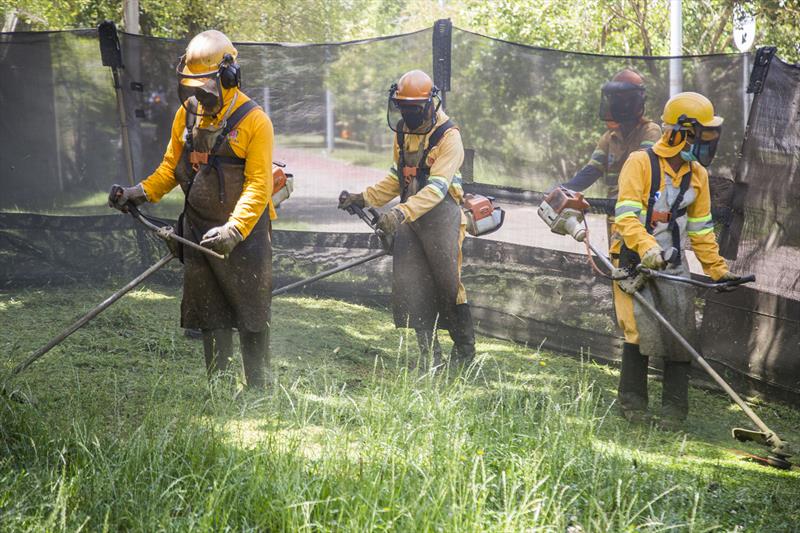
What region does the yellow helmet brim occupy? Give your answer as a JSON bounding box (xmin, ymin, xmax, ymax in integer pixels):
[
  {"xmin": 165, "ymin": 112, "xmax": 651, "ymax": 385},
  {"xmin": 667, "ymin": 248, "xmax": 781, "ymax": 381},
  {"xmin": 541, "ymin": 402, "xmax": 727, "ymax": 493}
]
[{"xmin": 702, "ymin": 115, "xmax": 724, "ymax": 128}]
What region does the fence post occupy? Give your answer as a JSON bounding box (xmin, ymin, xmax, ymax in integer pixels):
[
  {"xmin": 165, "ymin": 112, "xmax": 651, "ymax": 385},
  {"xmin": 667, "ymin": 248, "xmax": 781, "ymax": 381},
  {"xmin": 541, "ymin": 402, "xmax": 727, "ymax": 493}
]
[
  {"xmin": 718, "ymin": 46, "xmax": 776, "ymax": 259},
  {"xmin": 432, "ymin": 19, "xmax": 452, "ymax": 110}
]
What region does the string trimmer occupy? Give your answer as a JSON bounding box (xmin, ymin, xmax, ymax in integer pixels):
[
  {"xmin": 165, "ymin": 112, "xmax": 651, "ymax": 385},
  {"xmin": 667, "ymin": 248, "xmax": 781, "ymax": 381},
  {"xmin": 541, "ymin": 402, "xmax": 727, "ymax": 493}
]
[
  {"xmin": 538, "ymin": 186, "xmax": 795, "ymax": 470},
  {"xmin": 1, "ymin": 206, "xmax": 225, "ymax": 401},
  {"xmin": 271, "ymin": 192, "xmax": 391, "ymax": 296}
]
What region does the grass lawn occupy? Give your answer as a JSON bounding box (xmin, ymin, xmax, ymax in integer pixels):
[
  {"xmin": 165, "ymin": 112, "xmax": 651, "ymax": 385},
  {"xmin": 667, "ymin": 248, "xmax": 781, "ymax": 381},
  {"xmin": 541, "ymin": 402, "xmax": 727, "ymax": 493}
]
[{"xmin": 1, "ymin": 284, "xmax": 799, "ymax": 531}]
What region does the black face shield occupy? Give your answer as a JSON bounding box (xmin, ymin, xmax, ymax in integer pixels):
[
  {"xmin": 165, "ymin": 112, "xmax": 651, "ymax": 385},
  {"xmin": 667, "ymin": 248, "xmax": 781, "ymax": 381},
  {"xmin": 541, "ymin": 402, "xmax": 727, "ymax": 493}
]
[
  {"xmin": 387, "ymin": 83, "xmax": 441, "ymax": 134},
  {"xmin": 599, "ymin": 80, "xmax": 646, "ymax": 124}
]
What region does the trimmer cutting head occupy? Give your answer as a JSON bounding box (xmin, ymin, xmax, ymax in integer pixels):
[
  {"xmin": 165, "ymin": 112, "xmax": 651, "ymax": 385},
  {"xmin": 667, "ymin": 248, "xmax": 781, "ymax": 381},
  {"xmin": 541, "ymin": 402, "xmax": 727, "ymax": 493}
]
[{"xmin": 732, "ymin": 428, "xmax": 795, "ymax": 470}]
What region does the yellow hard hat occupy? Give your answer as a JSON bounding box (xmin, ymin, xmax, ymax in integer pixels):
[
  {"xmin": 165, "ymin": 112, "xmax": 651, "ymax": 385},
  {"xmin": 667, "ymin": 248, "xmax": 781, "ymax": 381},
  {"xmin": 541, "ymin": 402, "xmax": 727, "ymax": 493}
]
[
  {"xmin": 661, "ymin": 91, "xmax": 723, "ymax": 128},
  {"xmin": 394, "ymin": 70, "xmax": 434, "ymax": 102},
  {"xmin": 179, "ymin": 30, "xmax": 238, "ymax": 87}
]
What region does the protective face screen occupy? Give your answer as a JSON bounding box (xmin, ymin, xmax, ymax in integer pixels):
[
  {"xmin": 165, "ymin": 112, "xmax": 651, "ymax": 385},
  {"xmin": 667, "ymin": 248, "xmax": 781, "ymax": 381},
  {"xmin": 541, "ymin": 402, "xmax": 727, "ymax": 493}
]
[{"xmin": 599, "ymin": 82, "xmax": 645, "ymax": 123}]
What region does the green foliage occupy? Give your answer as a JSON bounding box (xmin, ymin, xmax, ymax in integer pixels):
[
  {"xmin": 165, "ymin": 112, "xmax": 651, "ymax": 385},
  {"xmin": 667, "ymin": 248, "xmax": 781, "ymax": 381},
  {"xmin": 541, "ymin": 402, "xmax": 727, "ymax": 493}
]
[
  {"xmin": 5, "ymin": 0, "xmax": 799, "ymax": 62},
  {"xmin": 1, "ymin": 286, "xmax": 799, "ymax": 530}
]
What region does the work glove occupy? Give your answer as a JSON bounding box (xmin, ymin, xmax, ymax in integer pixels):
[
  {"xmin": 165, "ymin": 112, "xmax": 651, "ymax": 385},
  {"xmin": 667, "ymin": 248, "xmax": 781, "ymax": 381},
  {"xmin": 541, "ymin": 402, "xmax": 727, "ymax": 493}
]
[
  {"xmin": 338, "ymin": 190, "xmax": 365, "ymax": 210},
  {"xmin": 108, "ymin": 184, "xmax": 148, "ymax": 212},
  {"xmin": 715, "ymin": 271, "xmax": 740, "ymax": 283},
  {"xmin": 200, "ymin": 222, "xmax": 243, "ymax": 256},
  {"xmin": 376, "ymin": 208, "xmax": 405, "ymax": 236},
  {"xmin": 641, "ymin": 245, "xmax": 666, "ymax": 270}
]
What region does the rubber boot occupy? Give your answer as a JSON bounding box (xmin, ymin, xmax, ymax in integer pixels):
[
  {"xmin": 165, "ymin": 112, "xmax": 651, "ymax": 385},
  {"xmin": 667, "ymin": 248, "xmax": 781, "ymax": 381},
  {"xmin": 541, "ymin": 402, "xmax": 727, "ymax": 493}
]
[
  {"xmin": 202, "ymin": 328, "xmax": 233, "ymax": 378},
  {"xmin": 415, "ymin": 328, "xmax": 442, "ymax": 369},
  {"xmin": 660, "ymin": 361, "xmax": 690, "ymax": 429},
  {"xmin": 448, "ymin": 303, "xmax": 476, "ymax": 366},
  {"xmin": 240, "ymin": 328, "xmax": 270, "ymax": 389},
  {"xmin": 618, "ymin": 342, "xmax": 649, "ymax": 422}
]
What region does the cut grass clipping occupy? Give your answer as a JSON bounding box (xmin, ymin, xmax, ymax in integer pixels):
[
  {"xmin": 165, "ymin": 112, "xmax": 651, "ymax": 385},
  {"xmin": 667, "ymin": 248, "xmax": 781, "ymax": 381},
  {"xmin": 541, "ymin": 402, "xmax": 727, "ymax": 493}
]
[{"xmin": 1, "ymin": 285, "xmax": 799, "ymax": 531}]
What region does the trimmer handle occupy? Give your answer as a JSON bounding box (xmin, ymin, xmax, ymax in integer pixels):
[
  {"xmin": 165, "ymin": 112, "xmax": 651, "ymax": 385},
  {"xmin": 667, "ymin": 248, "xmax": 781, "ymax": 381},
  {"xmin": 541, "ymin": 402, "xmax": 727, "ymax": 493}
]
[
  {"xmin": 726, "ymin": 274, "xmax": 756, "ymax": 286},
  {"xmin": 715, "ymin": 274, "xmax": 756, "ymax": 292},
  {"xmin": 341, "ymin": 199, "xmax": 393, "ymax": 254}
]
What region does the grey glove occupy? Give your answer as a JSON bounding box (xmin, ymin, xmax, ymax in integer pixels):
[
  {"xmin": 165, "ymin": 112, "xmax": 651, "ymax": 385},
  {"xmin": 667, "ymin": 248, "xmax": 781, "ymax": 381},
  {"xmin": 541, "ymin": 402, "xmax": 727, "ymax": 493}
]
[
  {"xmin": 108, "ymin": 183, "xmax": 147, "ymax": 212},
  {"xmin": 376, "ymin": 208, "xmax": 405, "ymax": 236},
  {"xmin": 338, "ymin": 190, "xmax": 365, "ymax": 210},
  {"xmin": 641, "ymin": 245, "xmax": 666, "ymax": 270},
  {"xmin": 715, "ymin": 271, "xmax": 740, "ymax": 282},
  {"xmin": 200, "ymin": 222, "xmax": 243, "ymax": 256}
]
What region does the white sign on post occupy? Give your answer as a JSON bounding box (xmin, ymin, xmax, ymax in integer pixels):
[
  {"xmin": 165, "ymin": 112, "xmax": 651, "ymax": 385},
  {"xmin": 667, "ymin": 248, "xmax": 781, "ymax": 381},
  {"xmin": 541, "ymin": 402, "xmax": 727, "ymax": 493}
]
[{"xmin": 733, "ymin": 3, "xmax": 756, "ymax": 53}]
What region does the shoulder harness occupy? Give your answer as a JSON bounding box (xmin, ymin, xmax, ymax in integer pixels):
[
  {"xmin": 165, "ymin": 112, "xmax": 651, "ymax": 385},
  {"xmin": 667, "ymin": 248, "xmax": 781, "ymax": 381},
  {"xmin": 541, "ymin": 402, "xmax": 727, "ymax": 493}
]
[
  {"xmin": 619, "ymin": 148, "xmax": 692, "ymax": 268},
  {"xmin": 396, "ymin": 119, "xmax": 455, "ymax": 201}
]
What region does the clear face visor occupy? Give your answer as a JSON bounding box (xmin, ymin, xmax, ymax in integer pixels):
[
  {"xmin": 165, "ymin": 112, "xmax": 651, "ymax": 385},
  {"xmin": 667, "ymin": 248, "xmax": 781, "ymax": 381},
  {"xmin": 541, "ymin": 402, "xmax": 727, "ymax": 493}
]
[
  {"xmin": 176, "ymin": 56, "xmax": 224, "ymax": 117},
  {"xmin": 386, "ymin": 84, "xmax": 440, "ymax": 134},
  {"xmin": 686, "ymin": 124, "xmax": 722, "ymax": 167},
  {"xmin": 599, "ymin": 81, "xmax": 645, "ymax": 123}
]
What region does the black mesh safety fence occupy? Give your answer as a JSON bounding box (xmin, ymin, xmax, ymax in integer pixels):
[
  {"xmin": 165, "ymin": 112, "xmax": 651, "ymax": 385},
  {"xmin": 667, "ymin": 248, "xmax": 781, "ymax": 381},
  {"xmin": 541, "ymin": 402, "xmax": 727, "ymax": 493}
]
[{"xmin": 1, "ymin": 26, "xmax": 798, "ymax": 403}]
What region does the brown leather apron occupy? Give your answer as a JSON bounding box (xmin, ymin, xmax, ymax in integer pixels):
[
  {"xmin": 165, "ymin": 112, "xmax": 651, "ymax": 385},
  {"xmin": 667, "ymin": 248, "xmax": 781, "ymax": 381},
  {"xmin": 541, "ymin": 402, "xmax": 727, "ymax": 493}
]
[
  {"xmin": 392, "ymin": 134, "xmax": 463, "ymax": 331},
  {"xmin": 174, "ymin": 99, "xmax": 272, "ymax": 333}
]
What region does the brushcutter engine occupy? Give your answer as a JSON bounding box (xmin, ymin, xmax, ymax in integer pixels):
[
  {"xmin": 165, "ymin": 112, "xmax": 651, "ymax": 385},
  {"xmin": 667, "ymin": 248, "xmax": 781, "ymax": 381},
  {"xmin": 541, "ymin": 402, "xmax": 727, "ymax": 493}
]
[
  {"xmin": 272, "ymin": 162, "xmax": 294, "ymax": 208},
  {"xmin": 463, "ymin": 194, "xmax": 505, "ymax": 236},
  {"xmin": 538, "ymin": 187, "xmax": 590, "ymax": 242}
]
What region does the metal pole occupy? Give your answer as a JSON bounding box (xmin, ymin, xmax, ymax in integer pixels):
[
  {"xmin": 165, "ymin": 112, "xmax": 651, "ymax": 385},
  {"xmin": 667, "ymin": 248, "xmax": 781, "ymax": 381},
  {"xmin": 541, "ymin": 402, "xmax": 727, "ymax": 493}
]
[
  {"xmin": 586, "ymin": 242, "xmax": 774, "ymax": 436},
  {"xmin": 262, "ymin": 86, "xmax": 271, "ymax": 117},
  {"xmin": 113, "ymin": 67, "xmax": 137, "ymax": 186},
  {"xmin": 123, "ymin": 0, "xmax": 140, "ymax": 34},
  {"xmin": 742, "ymin": 53, "xmax": 750, "ymax": 135},
  {"xmin": 325, "ymin": 89, "xmax": 335, "ymax": 152},
  {"xmin": 5, "ymin": 253, "xmax": 174, "ymax": 380},
  {"xmin": 272, "ymin": 251, "xmax": 387, "ymax": 296},
  {"xmin": 669, "ymin": 0, "xmax": 683, "ymax": 96}
]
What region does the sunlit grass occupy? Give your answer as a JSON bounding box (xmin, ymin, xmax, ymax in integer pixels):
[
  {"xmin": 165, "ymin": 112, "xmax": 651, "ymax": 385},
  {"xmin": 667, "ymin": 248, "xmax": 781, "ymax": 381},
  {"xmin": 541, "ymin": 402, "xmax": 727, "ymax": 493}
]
[{"xmin": 0, "ymin": 284, "xmax": 799, "ymax": 531}]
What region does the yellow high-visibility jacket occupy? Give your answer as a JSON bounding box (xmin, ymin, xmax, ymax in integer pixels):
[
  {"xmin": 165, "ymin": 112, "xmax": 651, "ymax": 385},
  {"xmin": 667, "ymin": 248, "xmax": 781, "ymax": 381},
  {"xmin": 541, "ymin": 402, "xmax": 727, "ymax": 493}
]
[
  {"xmin": 615, "ymin": 139, "xmax": 729, "ymax": 281},
  {"xmin": 140, "ymin": 89, "xmax": 276, "ymax": 239},
  {"xmin": 363, "ymin": 110, "xmax": 464, "ymax": 221}
]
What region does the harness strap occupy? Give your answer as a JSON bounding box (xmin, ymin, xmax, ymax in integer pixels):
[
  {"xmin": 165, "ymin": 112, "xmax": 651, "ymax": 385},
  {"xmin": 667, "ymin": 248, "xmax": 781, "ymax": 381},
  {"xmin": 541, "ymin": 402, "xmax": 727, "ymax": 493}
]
[
  {"xmin": 397, "ymin": 119, "xmax": 456, "ymax": 201},
  {"xmin": 667, "ymin": 168, "xmax": 693, "ymax": 266},
  {"xmin": 205, "ymin": 100, "xmax": 259, "ymax": 203},
  {"xmin": 645, "ymin": 148, "xmax": 692, "ymax": 266},
  {"xmin": 644, "ymin": 148, "xmax": 660, "ymax": 233}
]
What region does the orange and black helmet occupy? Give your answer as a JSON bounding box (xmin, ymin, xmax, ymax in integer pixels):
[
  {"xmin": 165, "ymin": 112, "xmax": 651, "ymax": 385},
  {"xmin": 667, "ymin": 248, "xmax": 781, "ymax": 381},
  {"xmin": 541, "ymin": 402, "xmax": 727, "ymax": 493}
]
[
  {"xmin": 394, "ymin": 70, "xmax": 434, "ymax": 101},
  {"xmin": 387, "ymin": 70, "xmax": 441, "ymax": 133},
  {"xmin": 599, "ymin": 68, "xmax": 646, "ymax": 124}
]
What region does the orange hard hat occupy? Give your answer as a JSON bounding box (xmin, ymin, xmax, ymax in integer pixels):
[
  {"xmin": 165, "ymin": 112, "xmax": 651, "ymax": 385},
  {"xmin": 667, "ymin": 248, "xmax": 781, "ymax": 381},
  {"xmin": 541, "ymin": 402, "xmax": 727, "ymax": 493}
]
[
  {"xmin": 611, "ymin": 68, "xmax": 645, "ymax": 87},
  {"xmin": 394, "ymin": 70, "xmax": 433, "ymax": 101}
]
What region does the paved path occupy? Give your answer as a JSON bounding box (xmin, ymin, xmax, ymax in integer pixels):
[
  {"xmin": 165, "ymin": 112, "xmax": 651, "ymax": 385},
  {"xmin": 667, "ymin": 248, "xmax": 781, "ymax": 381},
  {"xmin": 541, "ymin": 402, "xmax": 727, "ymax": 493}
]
[{"xmin": 274, "ymin": 146, "xmax": 797, "ymax": 298}]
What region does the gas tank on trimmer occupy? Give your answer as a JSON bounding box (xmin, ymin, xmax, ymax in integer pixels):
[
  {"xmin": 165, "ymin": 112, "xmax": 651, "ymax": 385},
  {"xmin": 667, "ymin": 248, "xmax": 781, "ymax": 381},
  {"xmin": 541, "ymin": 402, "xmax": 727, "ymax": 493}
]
[{"xmin": 463, "ymin": 194, "xmax": 505, "ymax": 236}]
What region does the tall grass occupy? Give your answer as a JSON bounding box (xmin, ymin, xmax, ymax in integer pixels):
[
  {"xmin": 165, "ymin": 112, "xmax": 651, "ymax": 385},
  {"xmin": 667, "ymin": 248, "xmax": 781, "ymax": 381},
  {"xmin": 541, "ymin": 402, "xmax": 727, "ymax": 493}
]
[{"xmin": 1, "ymin": 289, "xmax": 799, "ymax": 531}]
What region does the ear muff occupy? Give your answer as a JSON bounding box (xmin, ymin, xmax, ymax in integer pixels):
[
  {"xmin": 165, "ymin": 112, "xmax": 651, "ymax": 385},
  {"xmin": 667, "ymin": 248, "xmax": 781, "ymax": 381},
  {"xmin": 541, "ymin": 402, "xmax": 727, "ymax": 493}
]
[{"xmin": 219, "ymin": 53, "xmax": 241, "ymax": 89}]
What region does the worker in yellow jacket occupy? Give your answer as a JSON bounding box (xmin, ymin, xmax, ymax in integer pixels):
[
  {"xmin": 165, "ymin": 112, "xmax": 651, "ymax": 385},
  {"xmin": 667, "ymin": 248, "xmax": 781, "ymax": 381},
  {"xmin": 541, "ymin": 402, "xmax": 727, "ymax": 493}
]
[
  {"xmin": 614, "ymin": 92, "xmax": 741, "ymax": 425},
  {"xmin": 562, "ymin": 68, "xmax": 662, "ymax": 355},
  {"xmin": 338, "ymin": 70, "xmax": 474, "ymax": 367},
  {"xmin": 108, "ymin": 30, "xmax": 275, "ymax": 388}
]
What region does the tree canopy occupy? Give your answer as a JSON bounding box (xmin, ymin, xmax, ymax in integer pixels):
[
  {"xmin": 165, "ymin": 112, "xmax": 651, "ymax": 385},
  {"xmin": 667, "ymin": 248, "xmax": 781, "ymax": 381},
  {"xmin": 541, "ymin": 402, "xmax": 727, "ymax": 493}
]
[{"xmin": 4, "ymin": 0, "xmax": 799, "ymax": 61}]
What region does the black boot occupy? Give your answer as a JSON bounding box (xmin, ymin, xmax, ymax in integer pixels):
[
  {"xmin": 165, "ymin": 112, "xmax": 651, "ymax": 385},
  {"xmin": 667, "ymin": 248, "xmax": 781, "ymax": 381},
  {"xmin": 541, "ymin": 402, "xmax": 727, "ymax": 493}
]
[
  {"xmin": 448, "ymin": 303, "xmax": 476, "ymax": 366},
  {"xmin": 661, "ymin": 361, "xmax": 690, "ymax": 427},
  {"xmin": 415, "ymin": 328, "xmax": 442, "ymax": 369},
  {"xmin": 240, "ymin": 328, "xmax": 270, "ymax": 389},
  {"xmin": 618, "ymin": 342, "xmax": 649, "ymax": 421},
  {"xmin": 202, "ymin": 328, "xmax": 233, "ymax": 378}
]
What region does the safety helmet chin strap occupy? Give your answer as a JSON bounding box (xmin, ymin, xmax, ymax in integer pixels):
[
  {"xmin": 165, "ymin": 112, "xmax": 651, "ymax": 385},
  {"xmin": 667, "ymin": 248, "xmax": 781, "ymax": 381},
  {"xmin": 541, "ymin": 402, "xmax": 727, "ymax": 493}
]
[{"xmin": 667, "ymin": 114, "xmax": 691, "ymax": 146}]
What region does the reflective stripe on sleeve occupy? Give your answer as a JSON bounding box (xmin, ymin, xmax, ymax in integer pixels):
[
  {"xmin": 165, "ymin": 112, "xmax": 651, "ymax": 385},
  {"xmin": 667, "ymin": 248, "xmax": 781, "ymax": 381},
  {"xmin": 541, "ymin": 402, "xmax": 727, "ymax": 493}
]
[
  {"xmin": 687, "ymin": 213, "xmax": 715, "ymax": 236},
  {"xmin": 426, "ymin": 175, "xmax": 449, "ymax": 198},
  {"xmin": 614, "ymin": 200, "xmax": 645, "ymax": 224}
]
